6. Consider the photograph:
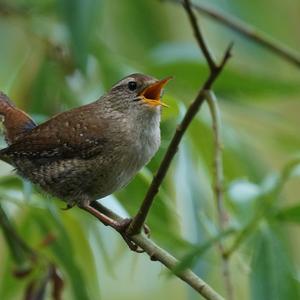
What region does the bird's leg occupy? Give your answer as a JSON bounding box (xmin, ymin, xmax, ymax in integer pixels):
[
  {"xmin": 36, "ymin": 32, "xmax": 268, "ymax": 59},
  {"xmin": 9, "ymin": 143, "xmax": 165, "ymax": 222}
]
[
  {"xmin": 91, "ymin": 201, "xmax": 151, "ymax": 237},
  {"xmin": 79, "ymin": 203, "xmax": 123, "ymax": 229},
  {"xmin": 78, "ymin": 202, "xmax": 144, "ymax": 253},
  {"xmin": 91, "ymin": 201, "xmax": 122, "ymax": 221}
]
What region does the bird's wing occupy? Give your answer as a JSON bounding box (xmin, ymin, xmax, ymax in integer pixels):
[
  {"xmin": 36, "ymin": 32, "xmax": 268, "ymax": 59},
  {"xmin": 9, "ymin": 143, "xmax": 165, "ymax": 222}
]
[
  {"xmin": 0, "ymin": 92, "xmax": 37, "ymax": 144},
  {"xmin": 0, "ymin": 103, "xmax": 108, "ymax": 161}
]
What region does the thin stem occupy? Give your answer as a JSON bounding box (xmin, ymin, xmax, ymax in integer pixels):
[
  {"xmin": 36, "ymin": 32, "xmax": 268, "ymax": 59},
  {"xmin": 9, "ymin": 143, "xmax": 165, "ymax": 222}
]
[
  {"xmin": 0, "ymin": 203, "xmax": 36, "ymax": 264},
  {"xmin": 224, "ymin": 215, "xmax": 259, "ymax": 258},
  {"xmin": 205, "ymin": 91, "xmax": 226, "ymax": 230},
  {"xmin": 205, "ymin": 90, "xmax": 234, "ymax": 300},
  {"xmin": 182, "ymin": 0, "xmax": 215, "ymax": 71},
  {"xmin": 164, "ymin": 0, "xmax": 300, "ymax": 68}
]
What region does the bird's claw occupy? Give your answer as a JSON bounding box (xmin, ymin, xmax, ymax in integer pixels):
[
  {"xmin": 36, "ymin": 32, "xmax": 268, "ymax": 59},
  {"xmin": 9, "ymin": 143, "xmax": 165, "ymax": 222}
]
[
  {"xmin": 120, "ymin": 233, "xmax": 144, "ymax": 253},
  {"xmin": 113, "ymin": 218, "xmax": 151, "ymax": 253}
]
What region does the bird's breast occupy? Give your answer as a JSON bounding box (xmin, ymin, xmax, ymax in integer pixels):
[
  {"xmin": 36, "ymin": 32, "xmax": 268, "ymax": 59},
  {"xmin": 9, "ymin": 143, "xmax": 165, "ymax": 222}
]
[{"xmin": 92, "ymin": 112, "xmax": 161, "ymax": 197}]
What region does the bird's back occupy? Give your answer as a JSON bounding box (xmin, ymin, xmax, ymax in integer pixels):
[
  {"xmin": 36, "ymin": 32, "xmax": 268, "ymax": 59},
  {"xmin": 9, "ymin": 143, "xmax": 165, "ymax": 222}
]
[{"xmin": 0, "ymin": 81, "xmax": 162, "ymax": 205}]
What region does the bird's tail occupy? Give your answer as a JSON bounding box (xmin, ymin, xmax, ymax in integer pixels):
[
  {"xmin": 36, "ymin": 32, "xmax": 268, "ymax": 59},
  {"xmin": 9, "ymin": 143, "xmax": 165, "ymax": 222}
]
[{"xmin": 0, "ymin": 92, "xmax": 36, "ymax": 145}]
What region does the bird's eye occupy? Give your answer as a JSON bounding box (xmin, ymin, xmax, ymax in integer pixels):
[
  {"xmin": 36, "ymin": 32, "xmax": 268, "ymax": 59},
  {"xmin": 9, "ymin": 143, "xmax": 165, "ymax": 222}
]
[{"xmin": 128, "ymin": 81, "xmax": 137, "ymax": 91}]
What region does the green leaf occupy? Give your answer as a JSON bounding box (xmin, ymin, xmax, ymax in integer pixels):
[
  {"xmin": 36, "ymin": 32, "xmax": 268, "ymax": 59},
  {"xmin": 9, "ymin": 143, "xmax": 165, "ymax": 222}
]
[
  {"xmin": 227, "ymin": 180, "xmax": 261, "ymax": 226},
  {"xmin": 91, "ymin": 40, "xmax": 124, "ymax": 90},
  {"xmin": 173, "ymin": 229, "xmax": 234, "ymax": 274},
  {"xmin": 0, "ymin": 254, "xmax": 26, "ymax": 300},
  {"xmin": 115, "ymin": 168, "xmax": 183, "ymax": 250},
  {"xmin": 276, "ymin": 205, "xmax": 300, "ymax": 223},
  {"xmin": 250, "ymin": 224, "xmax": 300, "ymax": 300},
  {"xmin": 148, "ymin": 56, "xmax": 300, "ymax": 100},
  {"xmin": 28, "ymin": 59, "xmax": 77, "ymax": 116},
  {"xmin": 99, "ymin": 0, "xmax": 168, "ymax": 61},
  {"xmin": 0, "ymin": 176, "xmax": 23, "ymax": 190},
  {"xmin": 30, "ymin": 205, "xmax": 92, "ymax": 300},
  {"xmin": 58, "ymin": 0, "xmax": 102, "ymax": 71}
]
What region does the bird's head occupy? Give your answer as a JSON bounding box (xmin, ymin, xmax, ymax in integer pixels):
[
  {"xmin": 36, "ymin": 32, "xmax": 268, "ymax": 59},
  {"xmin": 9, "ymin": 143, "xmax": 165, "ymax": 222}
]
[{"xmin": 106, "ymin": 73, "xmax": 172, "ymax": 114}]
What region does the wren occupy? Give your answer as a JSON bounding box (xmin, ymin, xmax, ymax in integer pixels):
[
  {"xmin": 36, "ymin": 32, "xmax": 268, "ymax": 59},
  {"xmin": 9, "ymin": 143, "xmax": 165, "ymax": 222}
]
[{"xmin": 0, "ymin": 74, "xmax": 171, "ymax": 250}]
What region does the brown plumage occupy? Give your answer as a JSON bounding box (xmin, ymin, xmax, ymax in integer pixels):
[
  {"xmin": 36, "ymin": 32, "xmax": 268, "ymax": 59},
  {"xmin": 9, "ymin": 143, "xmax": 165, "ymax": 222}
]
[
  {"xmin": 0, "ymin": 74, "xmax": 171, "ymax": 251},
  {"xmin": 0, "ymin": 92, "xmax": 36, "ymax": 144}
]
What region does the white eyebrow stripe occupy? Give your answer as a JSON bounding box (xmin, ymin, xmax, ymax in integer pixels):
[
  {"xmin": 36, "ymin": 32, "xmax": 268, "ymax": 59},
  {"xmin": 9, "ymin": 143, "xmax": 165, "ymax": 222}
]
[{"xmin": 115, "ymin": 77, "xmax": 135, "ymax": 88}]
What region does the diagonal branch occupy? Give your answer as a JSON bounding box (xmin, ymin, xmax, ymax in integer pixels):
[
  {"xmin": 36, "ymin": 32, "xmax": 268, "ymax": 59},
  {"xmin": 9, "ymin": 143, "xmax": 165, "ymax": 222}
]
[
  {"xmin": 182, "ymin": 0, "xmax": 215, "ymax": 71},
  {"xmin": 90, "ymin": 202, "xmax": 224, "ymax": 300},
  {"xmin": 127, "ymin": 4, "xmax": 232, "ymax": 236},
  {"xmin": 164, "ymin": 0, "xmax": 300, "ymax": 68}
]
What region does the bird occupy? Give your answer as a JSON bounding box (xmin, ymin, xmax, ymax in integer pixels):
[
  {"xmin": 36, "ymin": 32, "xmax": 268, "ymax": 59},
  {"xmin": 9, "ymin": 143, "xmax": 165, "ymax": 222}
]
[{"xmin": 0, "ymin": 73, "xmax": 171, "ymax": 250}]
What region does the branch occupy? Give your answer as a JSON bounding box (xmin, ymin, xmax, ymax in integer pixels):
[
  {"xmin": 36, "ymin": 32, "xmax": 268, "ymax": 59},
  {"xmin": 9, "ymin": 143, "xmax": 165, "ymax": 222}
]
[
  {"xmin": 205, "ymin": 91, "xmax": 226, "ymax": 231},
  {"xmin": 0, "ymin": 203, "xmax": 36, "ymax": 264},
  {"xmin": 90, "ymin": 202, "xmax": 224, "ymax": 300},
  {"xmin": 205, "ymin": 91, "xmax": 233, "ymax": 300},
  {"xmin": 164, "ymin": 0, "xmax": 300, "ymax": 68},
  {"xmin": 133, "ymin": 235, "xmax": 223, "ymax": 300},
  {"xmin": 182, "ymin": 0, "xmax": 215, "ymax": 71},
  {"xmin": 127, "ymin": 0, "xmax": 232, "ymax": 236}
]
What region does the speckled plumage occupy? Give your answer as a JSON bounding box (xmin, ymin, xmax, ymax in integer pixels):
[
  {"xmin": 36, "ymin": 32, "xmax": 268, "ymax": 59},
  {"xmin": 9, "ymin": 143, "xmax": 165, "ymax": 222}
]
[{"xmin": 0, "ymin": 74, "xmax": 164, "ymax": 207}]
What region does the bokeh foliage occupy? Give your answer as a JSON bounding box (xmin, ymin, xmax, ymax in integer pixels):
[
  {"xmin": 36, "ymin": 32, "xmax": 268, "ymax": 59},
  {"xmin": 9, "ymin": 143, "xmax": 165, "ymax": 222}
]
[{"xmin": 0, "ymin": 0, "xmax": 300, "ymax": 299}]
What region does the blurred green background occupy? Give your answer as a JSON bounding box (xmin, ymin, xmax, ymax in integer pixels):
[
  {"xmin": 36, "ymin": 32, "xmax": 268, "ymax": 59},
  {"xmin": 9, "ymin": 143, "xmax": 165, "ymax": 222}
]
[{"xmin": 0, "ymin": 0, "xmax": 300, "ymax": 299}]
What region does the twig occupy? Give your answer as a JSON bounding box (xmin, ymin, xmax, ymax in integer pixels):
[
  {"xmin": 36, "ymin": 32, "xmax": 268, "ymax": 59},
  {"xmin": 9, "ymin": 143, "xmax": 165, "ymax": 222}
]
[
  {"xmin": 126, "ymin": 0, "xmax": 232, "ymax": 236},
  {"xmin": 0, "ymin": 203, "xmax": 36, "ymax": 264},
  {"xmin": 182, "ymin": 0, "xmax": 215, "ymax": 71},
  {"xmin": 205, "ymin": 91, "xmax": 233, "ymax": 300},
  {"xmin": 164, "ymin": 0, "xmax": 300, "ymax": 68},
  {"xmin": 224, "ymin": 216, "xmax": 258, "ymax": 258},
  {"xmin": 205, "ymin": 91, "xmax": 226, "ymax": 230},
  {"xmin": 90, "ymin": 202, "xmax": 224, "ymax": 300},
  {"xmin": 133, "ymin": 235, "xmax": 223, "ymax": 300}
]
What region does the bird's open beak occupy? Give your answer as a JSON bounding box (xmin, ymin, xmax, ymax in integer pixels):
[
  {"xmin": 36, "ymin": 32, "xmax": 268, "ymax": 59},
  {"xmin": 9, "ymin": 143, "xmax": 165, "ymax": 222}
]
[{"xmin": 139, "ymin": 76, "xmax": 172, "ymax": 107}]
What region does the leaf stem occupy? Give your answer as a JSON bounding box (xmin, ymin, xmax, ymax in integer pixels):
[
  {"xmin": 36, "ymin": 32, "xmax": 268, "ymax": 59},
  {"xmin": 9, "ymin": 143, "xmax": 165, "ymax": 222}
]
[{"xmin": 205, "ymin": 90, "xmax": 234, "ymax": 300}]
